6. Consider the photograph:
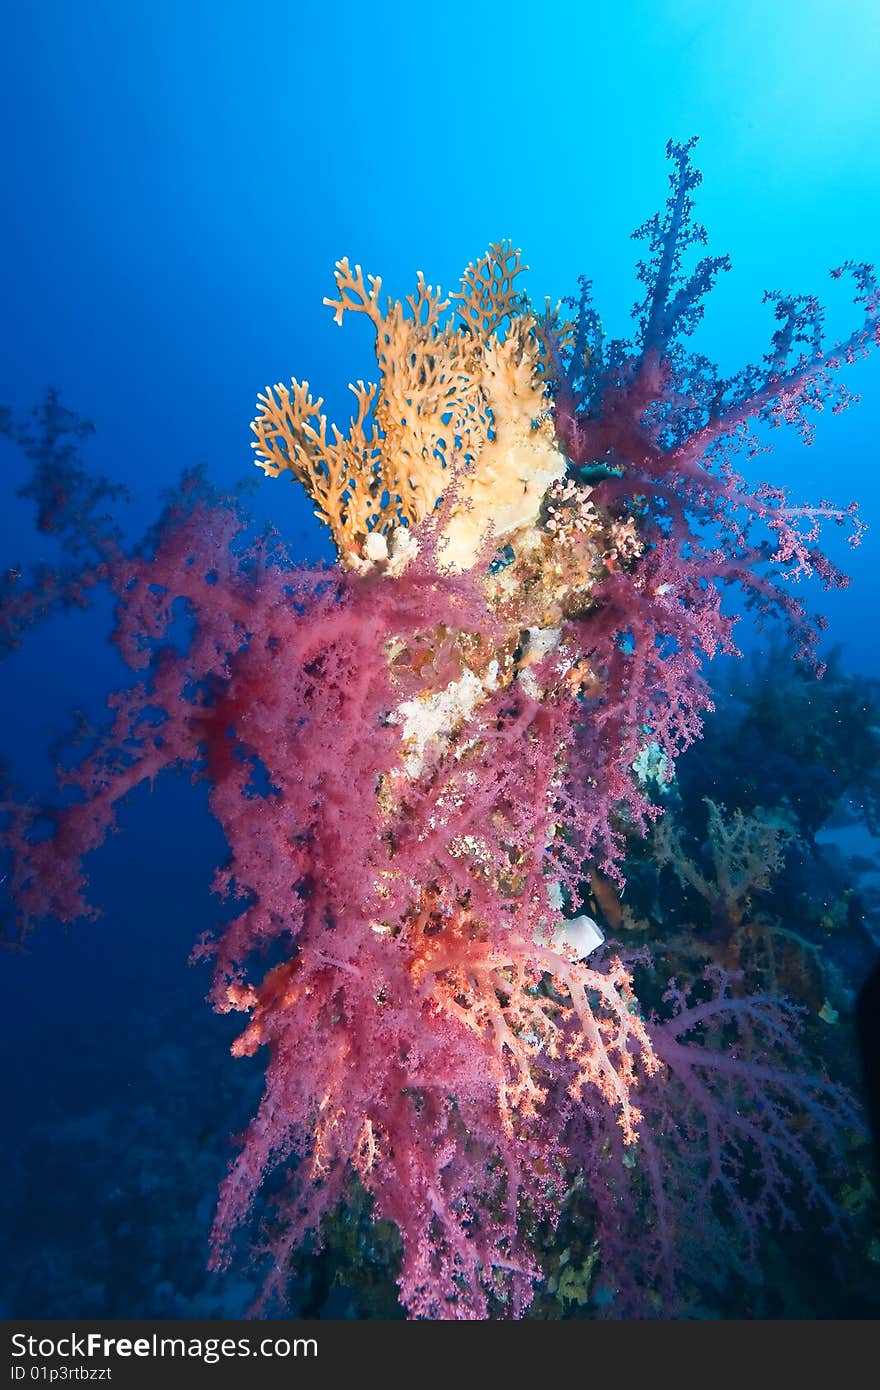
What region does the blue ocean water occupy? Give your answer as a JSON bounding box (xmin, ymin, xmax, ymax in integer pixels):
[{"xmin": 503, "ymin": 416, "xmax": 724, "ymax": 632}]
[{"xmin": 0, "ymin": 1, "xmax": 878, "ymax": 1319}]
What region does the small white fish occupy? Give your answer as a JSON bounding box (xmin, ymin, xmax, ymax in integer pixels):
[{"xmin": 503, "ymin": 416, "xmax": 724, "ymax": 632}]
[{"xmin": 551, "ymin": 913, "xmax": 605, "ymax": 960}]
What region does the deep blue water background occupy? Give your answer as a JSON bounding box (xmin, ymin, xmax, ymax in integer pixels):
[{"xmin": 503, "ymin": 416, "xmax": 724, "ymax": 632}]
[{"xmin": 0, "ymin": 1, "xmax": 878, "ymax": 1317}]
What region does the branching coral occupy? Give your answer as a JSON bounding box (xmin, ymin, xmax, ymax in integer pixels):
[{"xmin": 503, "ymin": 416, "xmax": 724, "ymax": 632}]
[
  {"xmin": 654, "ymin": 797, "xmax": 791, "ymax": 928},
  {"xmin": 567, "ymin": 964, "xmax": 860, "ymax": 1315},
  {"xmin": 649, "ymin": 796, "xmax": 833, "ymax": 1014},
  {"xmin": 2, "ymin": 139, "xmax": 876, "ymax": 1319},
  {"xmin": 0, "ymin": 390, "xmax": 126, "ymax": 653},
  {"xmin": 251, "ymin": 243, "xmax": 567, "ymax": 571},
  {"xmin": 542, "ymin": 140, "xmax": 875, "ymax": 668}
]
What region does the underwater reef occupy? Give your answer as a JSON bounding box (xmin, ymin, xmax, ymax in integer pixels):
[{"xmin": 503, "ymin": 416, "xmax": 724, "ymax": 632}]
[{"xmin": 2, "ymin": 139, "xmax": 879, "ymax": 1319}]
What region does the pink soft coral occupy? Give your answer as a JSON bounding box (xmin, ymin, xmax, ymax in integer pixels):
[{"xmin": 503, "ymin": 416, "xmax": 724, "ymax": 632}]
[{"xmin": 2, "ymin": 139, "xmax": 875, "ymax": 1319}]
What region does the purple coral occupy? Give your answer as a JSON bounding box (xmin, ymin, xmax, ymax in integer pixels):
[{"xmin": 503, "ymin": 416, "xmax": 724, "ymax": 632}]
[{"xmin": 1, "ymin": 140, "xmax": 875, "ymax": 1319}]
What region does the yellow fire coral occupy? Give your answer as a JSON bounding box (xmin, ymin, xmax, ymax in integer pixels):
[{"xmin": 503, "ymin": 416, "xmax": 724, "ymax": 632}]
[{"xmin": 250, "ymin": 243, "xmax": 566, "ymax": 571}]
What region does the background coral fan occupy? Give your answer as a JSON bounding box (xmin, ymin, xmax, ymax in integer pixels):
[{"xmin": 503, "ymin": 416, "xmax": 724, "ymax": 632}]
[
  {"xmin": 0, "ymin": 391, "xmax": 126, "ymax": 655},
  {"xmin": 2, "ymin": 140, "xmax": 877, "ymax": 1319}
]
